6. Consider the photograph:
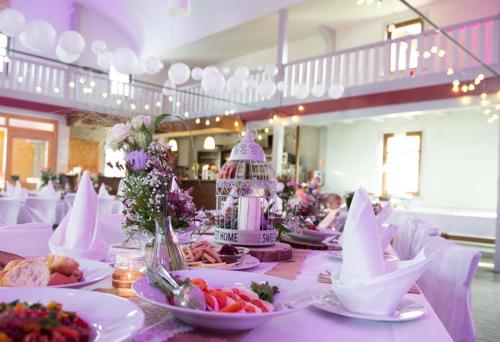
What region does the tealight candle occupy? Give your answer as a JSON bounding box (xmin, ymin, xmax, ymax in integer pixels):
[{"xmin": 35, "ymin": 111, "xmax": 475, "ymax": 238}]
[{"xmin": 112, "ymin": 253, "xmax": 145, "ymax": 289}]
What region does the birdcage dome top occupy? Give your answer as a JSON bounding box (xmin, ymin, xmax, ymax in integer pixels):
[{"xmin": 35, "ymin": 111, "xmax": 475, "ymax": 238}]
[{"xmin": 229, "ymin": 130, "xmax": 265, "ymax": 162}]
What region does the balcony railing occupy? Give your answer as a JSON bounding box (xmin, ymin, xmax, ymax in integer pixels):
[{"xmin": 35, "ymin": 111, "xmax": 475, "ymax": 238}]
[{"xmin": 0, "ymin": 14, "xmax": 498, "ymax": 120}]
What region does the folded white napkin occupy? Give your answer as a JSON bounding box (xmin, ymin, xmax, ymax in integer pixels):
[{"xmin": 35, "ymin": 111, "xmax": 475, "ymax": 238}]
[
  {"xmin": 40, "ymin": 180, "xmax": 57, "ymax": 198},
  {"xmin": 318, "ymin": 209, "xmax": 340, "ymax": 230},
  {"xmin": 6, "ymin": 181, "xmax": 27, "ymax": 200},
  {"xmin": 97, "ymin": 183, "xmax": 112, "ymax": 199},
  {"xmin": 333, "ymin": 188, "xmax": 434, "ymax": 315},
  {"xmin": 49, "ymin": 171, "xmax": 110, "ymax": 260}
]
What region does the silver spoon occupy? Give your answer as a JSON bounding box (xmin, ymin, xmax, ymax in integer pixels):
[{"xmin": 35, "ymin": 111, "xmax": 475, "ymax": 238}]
[{"xmin": 157, "ymin": 266, "xmax": 207, "ymax": 311}]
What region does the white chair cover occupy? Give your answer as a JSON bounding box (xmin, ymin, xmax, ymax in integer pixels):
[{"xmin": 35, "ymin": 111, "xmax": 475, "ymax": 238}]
[
  {"xmin": 100, "ymin": 214, "xmax": 126, "ymax": 245},
  {"xmin": 18, "ymin": 197, "xmax": 57, "ymax": 226},
  {"xmin": 0, "ymin": 197, "xmax": 21, "ymax": 227},
  {"xmin": 392, "ymin": 216, "xmax": 439, "ymax": 260},
  {"xmin": 99, "ymin": 198, "xmax": 116, "ymax": 215},
  {"xmin": 418, "ymin": 235, "xmax": 480, "ymax": 342},
  {"xmin": 0, "ymin": 223, "xmax": 52, "ymax": 256}
]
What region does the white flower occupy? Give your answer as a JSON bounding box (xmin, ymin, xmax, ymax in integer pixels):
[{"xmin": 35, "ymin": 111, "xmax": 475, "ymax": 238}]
[
  {"xmin": 276, "ymin": 182, "xmax": 285, "ymax": 193},
  {"xmin": 131, "ymin": 115, "xmax": 152, "ymax": 129},
  {"xmin": 107, "ymin": 123, "xmax": 132, "ymax": 149}
]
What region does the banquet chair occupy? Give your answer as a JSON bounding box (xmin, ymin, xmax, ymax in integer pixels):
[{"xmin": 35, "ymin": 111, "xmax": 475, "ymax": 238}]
[
  {"xmin": 418, "ymin": 235, "xmax": 480, "ymax": 342},
  {"xmin": 18, "ymin": 197, "xmax": 57, "ymax": 226},
  {"xmin": 100, "ymin": 214, "xmax": 126, "ymax": 244},
  {"xmin": 99, "ymin": 197, "xmax": 116, "ymax": 215},
  {"xmin": 0, "ymin": 223, "xmax": 52, "ymax": 256},
  {"xmin": 0, "ymin": 197, "xmax": 21, "ymax": 227},
  {"xmin": 392, "ymin": 216, "xmax": 439, "ymax": 260}
]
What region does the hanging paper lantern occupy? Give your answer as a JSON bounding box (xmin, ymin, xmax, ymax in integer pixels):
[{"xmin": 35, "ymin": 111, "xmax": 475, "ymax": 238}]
[
  {"xmin": 276, "ymin": 81, "xmax": 287, "ymax": 92},
  {"xmin": 292, "ymin": 83, "xmax": 310, "ymax": 100},
  {"xmin": 234, "ymin": 66, "xmax": 250, "ymax": 80},
  {"xmin": 19, "ymin": 20, "xmax": 56, "ymax": 52},
  {"xmin": 201, "ymin": 70, "xmax": 225, "ymax": 94},
  {"xmin": 168, "ymin": 62, "xmax": 191, "ymax": 85},
  {"xmin": 203, "ymin": 66, "xmax": 219, "ymax": 78},
  {"xmin": 328, "ymin": 84, "xmax": 345, "ymax": 99},
  {"xmin": 264, "ymin": 64, "xmax": 278, "ymax": 77},
  {"xmin": 258, "ymin": 79, "xmax": 277, "ymax": 99},
  {"xmin": 191, "ymin": 67, "xmax": 203, "ymax": 80},
  {"xmin": 311, "ymin": 84, "xmax": 326, "ymax": 97},
  {"xmin": 91, "ymin": 40, "xmax": 107, "ymax": 55},
  {"xmin": 58, "ymin": 30, "xmax": 86, "ymax": 56},
  {"xmin": 162, "ymin": 79, "xmax": 176, "ymax": 96},
  {"xmin": 0, "ymin": 8, "xmax": 25, "ymax": 36},
  {"xmin": 111, "ymin": 48, "xmax": 138, "ymax": 75},
  {"xmin": 143, "ymin": 56, "xmax": 164, "ymax": 74},
  {"xmin": 55, "ymin": 45, "xmax": 79, "ymax": 64},
  {"xmin": 97, "ymin": 51, "xmax": 112, "ymax": 70},
  {"xmin": 226, "ymin": 76, "xmax": 245, "ymax": 94}
]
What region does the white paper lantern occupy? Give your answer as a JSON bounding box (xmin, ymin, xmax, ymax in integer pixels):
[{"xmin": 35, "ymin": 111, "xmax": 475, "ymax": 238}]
[
  {"xmin": 112, "ymin": 48, "xmax": 138, "ymax": 75},
  {"xmin": 226, "ymin": 76, "xmax": 245, "ymax": 94},
  {"xmin": 0, "ymin": 8, "xmax": 25, "ymax": 36},
  {"xmin": 264, "ymin": 64, "xmax": 278, "ymax": 77},
  {"xmin": 276, "ymin": 81, "xmax": 287, "ymax": 92},
  {"xmin": 91, "ymin": 40, "xmax": 107, "ymax": 55},
  {"xmin": 134, "ymin": 60, "xmax": 146, "ymax": 75},
  {"xmin": 58, "ymin": 30, "xmax": 86, "ymax": 56},
  {"xmin": 311, "ymin": 83, "xmax": 326, "ymax": 97},
  {"xmin": 97, "ymin": 51, "xmax": 112, "ymax": 70},
  {"xmin": 245, "ymin": 78, "xmax": 257, "ymax": 89},
  {"xmin": 143, "ymin": 56, "xmax": 163, "ymax": 74},
  {"xmin": 203, "ymin": 66, "xmax": 219, "ymax": 78},
  {"xmin": 202, "ymin": 70, "xmax": 225, "ymax": 94},
  {"xmin": 234, "ymin": 66, "xmax": 250, "ymax": 80},
  {"xmin": 328, "ymin": 84, "xmax": 345, "ymax": 99},
  {"xmin": 258, "ymin": 80, "xmax": 277, "ymax": 99},
  {"xmin": 203, "ymin": 136, "xmax": 216, "ymax": 150},
  {"xmin": 292, "ymin": 83, "xmax": 310, "ymax": 100},
  {"xmin": 56, "ymin": 45, "xmax": 79, "ymax": 64},
  {"xmin": 167, "ymin": 0, "xmax": 191, "ymax": 17},
  {"xmin": 163, "ymin": 79, "xmax": 176, "ymax": 96},
  {"xmin": 168, "ymin": 62, "xmax": 190, "ymax": 85},
  {"xmin": 191, "ymin": 67, "xmax": 203, "ymax": 80},
  {"xmin": 19, "ymin": 20, "xmax": 56, "ymax": 52}
]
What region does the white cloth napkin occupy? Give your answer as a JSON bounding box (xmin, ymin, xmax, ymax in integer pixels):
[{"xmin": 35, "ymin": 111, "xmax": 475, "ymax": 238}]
[
  {"xmin": 98, "ymin": 183, "xmax": 112, "ymax": 199},
  {"xmin": 6, "ymin": 181, "xmax": 27, "ymax": 200},
  {"xmin": 318, "ymin": 209, "xmax": 339, "ymax": 230},
  {"xmin": 49, "ymin": 171, "xmax": 110, "ymax": 260},
  {"xmin": 333, "ymin": 188, "xmax": 434, "ymax": 315},
  {"xmin": 40, "ymin": 180, "xmax": 57, "ymax": 198}
]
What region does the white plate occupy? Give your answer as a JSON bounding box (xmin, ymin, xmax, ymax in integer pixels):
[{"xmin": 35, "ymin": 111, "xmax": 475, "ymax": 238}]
[
  {"xmin": 189, "ymin": 255, "xmax": 260, "ymax": 271},
  {"xmin": 0, "ymin": 287, "xmax": 144, "ymax": 341},
  {"xmin": 132, "ymin": 269, "xmax": 311, "ymax": 331},
  {"xmin": 288, "ymin": 229, "xmax": 339, "ymax": 243},
  {"xmin": 313, "ymin": 291, "xmax": 426, "ymax": 322},
  {"xmin": 50, "ymin": 258, "xmax": 113, "ymax": 288}
]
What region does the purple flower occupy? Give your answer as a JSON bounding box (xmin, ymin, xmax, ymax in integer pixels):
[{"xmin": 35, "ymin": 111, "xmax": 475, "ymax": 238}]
[{"xmin": 126, "ymin": 149, "xmax": 148, "ymax": 171}]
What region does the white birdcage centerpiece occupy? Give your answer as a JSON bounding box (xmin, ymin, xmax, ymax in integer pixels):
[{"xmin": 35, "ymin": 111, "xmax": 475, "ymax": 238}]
[{"xmin": 214, "ymin": 130, "xmax": 277, "ymax": 246}]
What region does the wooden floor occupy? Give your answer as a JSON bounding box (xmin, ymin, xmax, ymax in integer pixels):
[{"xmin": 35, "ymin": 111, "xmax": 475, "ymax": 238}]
[{"xmin": 472, "ymin": 260, "xmax": 500, "ymax": 342}]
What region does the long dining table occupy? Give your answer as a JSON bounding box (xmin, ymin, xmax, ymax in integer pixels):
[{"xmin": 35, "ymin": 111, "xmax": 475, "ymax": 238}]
[{"xmin": 84, "ymin": 245, "xmax": 453, "ymax": 342}]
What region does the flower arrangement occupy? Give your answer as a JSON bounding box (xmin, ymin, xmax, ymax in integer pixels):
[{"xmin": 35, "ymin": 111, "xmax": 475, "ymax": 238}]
[
  {"xmin": 167, "ymin": 186, "xmax": 199, "ymax": 230},
  {"xmin": 40, "ymin": 166, "xmax": 56, "ymax": 186},
  {"xmin": 107, "ymin": 114, "xmax": 177, "ymax": 239},
  {"xmin": 276, "ymin": 175, "xmax": 299, "ymax": 208}
]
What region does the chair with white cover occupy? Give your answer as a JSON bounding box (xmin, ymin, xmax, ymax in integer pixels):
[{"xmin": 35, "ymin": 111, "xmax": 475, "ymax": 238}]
[
  {"xmin": 18, "ymin": 197, "xmax": 57, "ymax": 226},
  {"xmin": 0, "ymin": 223, "xmax": 52, "ymax": 256},
  {"xmin": 392, "ymin": 215, "xmax": 439, "ymax": 260},
  {"xmin": 418, "ymin": 235, "xmax": 480, "ymax": 342},
  {"xmin": 0, "ymin": 197, "xmax": 21, "ymax": 227},
  {"xmin": 99, "ymin": 198, "xmax": 116, "ymax": 215}
]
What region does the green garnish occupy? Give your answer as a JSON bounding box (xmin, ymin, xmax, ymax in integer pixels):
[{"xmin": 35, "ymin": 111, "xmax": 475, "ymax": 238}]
[{"xmin": 251, "ymin": 281, "xmax": 279, "ymax": 303}]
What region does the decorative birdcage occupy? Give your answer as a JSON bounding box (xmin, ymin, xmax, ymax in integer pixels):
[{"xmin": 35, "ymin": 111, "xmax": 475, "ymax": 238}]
[{"xmin": 214, "ymin": 130, "xmax": 277, "ymax": 246}]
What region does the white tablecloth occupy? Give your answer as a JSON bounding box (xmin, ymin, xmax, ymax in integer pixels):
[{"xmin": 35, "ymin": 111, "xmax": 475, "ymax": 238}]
[{"xmin": 84, "ymin": 249, "xmax": 452, "ymax": 342}]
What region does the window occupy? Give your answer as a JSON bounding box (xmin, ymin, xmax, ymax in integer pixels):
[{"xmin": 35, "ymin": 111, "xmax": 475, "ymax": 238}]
[
  {"xmin": 387, "ymin": 18, "xmax": 423, "ymax": 72},
  {"xmin": 109, "ymin": 66, "xmax": 131, "ymax": 96},
  {"xmin": 382, "ymin": 131, "xmax": 422, "ymax": 196},
  {"xmin": 0, "ymin": 33, "xmax": 9, "ymax": 73}
]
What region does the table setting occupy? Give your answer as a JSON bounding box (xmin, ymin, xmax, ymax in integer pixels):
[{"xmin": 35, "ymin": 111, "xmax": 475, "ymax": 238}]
[{"xmin": 0, "ymin": 117, "xmax": 452, "ymax": 342}]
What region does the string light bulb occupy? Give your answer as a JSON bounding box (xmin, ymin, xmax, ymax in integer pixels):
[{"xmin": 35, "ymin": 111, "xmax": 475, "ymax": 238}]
[
  {"xmin": 423, "ymin": 51, "xmax": 431, "ymax": 59},
  {"xmin": 446, "ymin": 68, "xmax": 454, "ymax": 75},
  {"xmin": 461, "ymin": 85, "xmax": 468, "ymax": 93},
  {"xmin": 215, "ymin": 116, "xmax": 221, "ymax": 122},
  {"xmin": 184, "ymin": 111, "xmax": 189, "ymax": 118},
  {"xmin": 102, "ymin": 92, "xmax": 108, "ymax": 98},
  {"xmin": 430, "ymin": 46, "xmax": 438, "ymax": 54},
  {"xmin": 17, "ymin": 76, "xmax": 23, "ymax": 83},
  {"xmin": 264, "ymin": 127, "xmax": 270, "ymax": 133},
  {"xmin": 292, "ymin": 115, "xmax": 299, "ymax": 122},
  {"xmin": 195, "ymin": 118, "xmax": 201, "ymax": 124},
  {"xmin": 467, "ymin": 84, "xmax": 475, "ymax": 91},
  {"xmin": 79, "ymin": 77, "xmax": 85, "ymax": 84},
  {"xmin": 130, "ymin": 103, "xmax": 136, "ymax": 110},
  {"xmin": 224, "ymin": 110, "xmax": 229, "ymax": 116},
  {"xmin": 89, "ymin": 80, "xmax": 96, "ymax": 88},
  {"xmin": 53, "ymin": 87, "xmax": 60, "ymax": 94},
  {"xmin": 387, "ymin": 24, "xmax": 395, "ymax": 32},
  {"xmin": 452, "ymin": 80, "xmax": 460, "ymax": 87},
  {"xmin": 257, "ymin": 134, "xmax": 263, "ymax": 141},
  {"xmin": 234, "ymin": 121, "xmax": 239, "ymax": 127},
  {"xmin": 438, "ymin": 50, "xmax": 446, "ymax": 57},
  {"xmin": 483, "ymin": 108, "xmax": 491, "ymax": 115},
  {"xmin": 205, "ymin": 119, "xmax": 210, "ymax": 126},
  {"xmin": 144, "ymin": 104, "xmax": 150, "ymax": 110},
  {"xmin": 68, "ymin": 81, "xmax": 75, "ymax": 88},
  {"xmin": 480, "ymin": 93, "xmax": 487, "ymax": 100},
  {"xmin": 298, "ymin": 105, "xmax": 305, "ymax": 111},
  {"xmin": 452, "ymin": 86, "xmax": 459, "ymax": 93},
  {"xmin": 168, "ymin": 96, "xmax": 174, "ymax": 102},
  {"xmin": 176, "ymin": 101, "xmax": 181, "ymax": 107},
  {"xmin": 268, "ymin": 118, "xmax": 274, "ymax": 124},
  {"xmin": 35, "ymin": 86, "xmax": 42, "ymax": 93},
  {"xmin": 156, "ymin": 101, "xmax": 162, "ymax": 107}
]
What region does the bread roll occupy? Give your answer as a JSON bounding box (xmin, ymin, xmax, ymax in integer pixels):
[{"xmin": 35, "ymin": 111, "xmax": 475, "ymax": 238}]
[
  {"xmin": 1, "ymin": 259, "xmax": 50, "ymax": 287},
  {"xmin": 46, "ymin": 255, "xmax": 79, "ymax": 276}
]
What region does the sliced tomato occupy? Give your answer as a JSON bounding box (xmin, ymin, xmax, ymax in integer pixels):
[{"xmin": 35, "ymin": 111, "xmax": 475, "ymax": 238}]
[
  {"xmin": 204, "ymin": 293, "xmax": 217, "ymax": 311},
  {"xmin": 244, "ymin": 304, "xmax": 256, "ymax": 313},
  {"xmin": 191, "ymin": 278, "xmax": 208, "ymax": 292},
  {"xmin": 249, "ymin": 299, "xmax": 269, "ymax": 313},
  {"xmin": 209, "ymin": 290, "xmax": 228, "ymax": 309},
  {"xmin": 223, "ymin": 290, "xmax": 239, "ymax": 301},
  {"xmin": 220, "ymin": 300, "xmax": 245, "ymax": 313}
]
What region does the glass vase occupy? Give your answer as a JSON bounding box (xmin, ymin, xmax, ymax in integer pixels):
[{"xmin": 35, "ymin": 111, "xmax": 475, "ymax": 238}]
[{"xmin": 150, "ymin": 217, "xmax": 188, "ymax": 271}]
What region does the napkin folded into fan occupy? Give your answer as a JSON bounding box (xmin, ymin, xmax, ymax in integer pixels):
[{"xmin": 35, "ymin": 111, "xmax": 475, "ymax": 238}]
[
  {"xmin": 6, "ymin": 180, "xmax": 28, "ymax": 200},
  {"xmin": 49, "ymin": 172, "xmax": 110, "ymax": 260},
  {"xmin": 332, "ymin": 188, "xmax": 434, "ymax": 316},
  {"xmin": 40, "ymin": 180, "xmax": 57, "ymax": 198}
]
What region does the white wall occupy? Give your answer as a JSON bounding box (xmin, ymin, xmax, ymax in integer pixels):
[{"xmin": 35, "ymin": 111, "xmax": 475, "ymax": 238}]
[{"xmin": 322, "ymin": 110, "xmax": 498, "ymax": 211}]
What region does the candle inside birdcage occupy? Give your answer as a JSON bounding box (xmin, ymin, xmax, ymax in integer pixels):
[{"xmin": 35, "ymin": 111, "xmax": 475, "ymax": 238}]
[{"xmin": 214, "ymin": 129, "xmax": 277, "ymax": 246}]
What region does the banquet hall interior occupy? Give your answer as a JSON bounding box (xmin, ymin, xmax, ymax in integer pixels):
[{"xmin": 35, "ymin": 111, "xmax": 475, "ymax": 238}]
[{"xmin": 0, "ymin": 0, "xmax": 499, "ymax": 341}]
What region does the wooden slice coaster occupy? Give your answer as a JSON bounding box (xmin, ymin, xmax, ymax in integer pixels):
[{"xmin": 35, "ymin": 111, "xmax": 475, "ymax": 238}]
[
  {"xmin": 247, "ymin": 242, "xmax": 293, "ymax": 262},
  {"xmin": 279, "ymin": 234, "xmax": 328, "ymax": 250}
]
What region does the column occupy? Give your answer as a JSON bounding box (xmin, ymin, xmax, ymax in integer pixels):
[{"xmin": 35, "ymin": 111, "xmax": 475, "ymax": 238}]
[{"xmin": 271, "ymin": 122, "xmax": 285, "ymax": 176}]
